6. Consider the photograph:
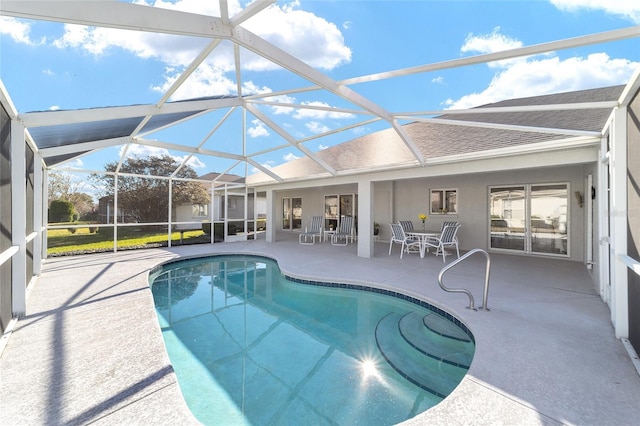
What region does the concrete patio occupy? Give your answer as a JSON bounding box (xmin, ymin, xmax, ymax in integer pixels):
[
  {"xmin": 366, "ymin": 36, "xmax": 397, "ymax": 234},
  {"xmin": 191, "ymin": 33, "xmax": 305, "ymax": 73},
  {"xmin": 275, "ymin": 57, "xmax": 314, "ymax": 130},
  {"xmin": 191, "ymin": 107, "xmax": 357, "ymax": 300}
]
[{"xmin": 1, "ymin": 234, "xmax": 639, "ymax": 425}]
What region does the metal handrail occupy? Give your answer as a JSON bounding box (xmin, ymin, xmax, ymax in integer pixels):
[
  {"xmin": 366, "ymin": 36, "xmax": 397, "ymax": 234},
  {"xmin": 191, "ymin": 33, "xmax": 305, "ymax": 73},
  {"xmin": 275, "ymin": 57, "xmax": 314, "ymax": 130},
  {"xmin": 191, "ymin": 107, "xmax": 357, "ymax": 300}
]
[{"xmin": 437, "ymin": 248, "xmax": 491, "ymax": 311}]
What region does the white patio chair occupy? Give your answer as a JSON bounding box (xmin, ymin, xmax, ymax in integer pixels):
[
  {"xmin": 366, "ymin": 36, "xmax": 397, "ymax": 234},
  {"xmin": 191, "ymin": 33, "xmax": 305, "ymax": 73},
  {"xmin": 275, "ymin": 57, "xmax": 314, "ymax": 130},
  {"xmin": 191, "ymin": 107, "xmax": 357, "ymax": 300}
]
[
  {"xmin": 400, "ymin": 220, "xmax": 420, "ymax": 244},
  {"xmin": 425, "ymin": 224, "xmax": 461, "ymax": 262},
  {"xmin": 388, "ymin": 223, "xmax": 421, "ymax": 259},
  {"xmin": 299, "ymin": 215, "xmax": 324, "ymax": 245},
  {"xmin": 331, "ymin": 215, "xmax": 354, "ymax": 246},
  {"xmin": 399, "ymin": 220, "xmax": 414, "ymax": 233}
]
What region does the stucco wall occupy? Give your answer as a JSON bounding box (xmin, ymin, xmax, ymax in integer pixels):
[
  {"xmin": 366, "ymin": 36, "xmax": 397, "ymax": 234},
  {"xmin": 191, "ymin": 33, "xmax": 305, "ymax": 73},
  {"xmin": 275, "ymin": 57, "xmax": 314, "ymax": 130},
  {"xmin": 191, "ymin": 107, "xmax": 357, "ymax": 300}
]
[{"xmin": 274, "ymin": 165, "xmax": 588, "ymax": 262}]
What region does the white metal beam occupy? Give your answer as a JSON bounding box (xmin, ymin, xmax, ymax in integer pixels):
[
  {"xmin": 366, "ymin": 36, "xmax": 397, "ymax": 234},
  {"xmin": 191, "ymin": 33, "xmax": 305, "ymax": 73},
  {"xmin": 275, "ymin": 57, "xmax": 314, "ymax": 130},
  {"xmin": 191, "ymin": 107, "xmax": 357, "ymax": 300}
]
[
  {"xmin": 296, "ymin": 117, "xmax": 382, "ymax": 144},
  {"xmin": 19, "ymin": 97, "xmax": 241, "ymax": 127},
  {"xmin": 39, "ymin": 137, "xmax": 133, "ymax": 158},
  {"xmin": 230, "ymin": 0, "xmax": 275, "ymax": 25},
  {"xmin": 395, "ymin": 101, "xmax": 620, "ymax": 117},
  {"xmin": 245, "ymin": 103, "xmax": 337, "ymax": 175},
  {"xmin": 342, "ymin": 26, "xmax": 640, "ymax": 85},
  {"xmin": 399, "ymin": 116, "xmax": 603, "ymax": 138},
  {"xmin": 245, "ymin": 157, "xmax": 284, "ymax": 182},
  {"xmin": 11, "ymin": 121, "xmax": 26, "ymax": 316},
  {"xmin": 0, "ymin": 1, "xmax": 232, "ymax": 38},
  {"xmin": 135, "ymin": 137, "xmax": 245, "ymax": 161},
  {"xmin": 246, "ymin": 99, "xmax": 370, "ymax": 116}
]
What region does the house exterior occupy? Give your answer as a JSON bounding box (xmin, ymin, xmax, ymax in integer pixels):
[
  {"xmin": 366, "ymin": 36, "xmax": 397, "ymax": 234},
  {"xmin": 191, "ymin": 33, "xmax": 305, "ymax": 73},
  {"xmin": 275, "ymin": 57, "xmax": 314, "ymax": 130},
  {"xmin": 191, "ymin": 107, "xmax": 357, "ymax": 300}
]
[
  {"xmin": 246, "ymin": 80, "xmax": 640, "ymax": 352},
  {"xmin": 0, "ymin": 0, "xmax": 638, "ymax": 378}
]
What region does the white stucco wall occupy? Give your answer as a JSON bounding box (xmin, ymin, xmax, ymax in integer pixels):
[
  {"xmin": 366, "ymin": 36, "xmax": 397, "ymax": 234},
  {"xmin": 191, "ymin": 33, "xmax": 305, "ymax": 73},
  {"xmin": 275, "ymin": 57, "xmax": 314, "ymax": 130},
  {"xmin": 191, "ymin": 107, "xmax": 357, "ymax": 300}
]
[{"xmin": 271, "ymin": 164, "xmax": 589, "ymax": 262}]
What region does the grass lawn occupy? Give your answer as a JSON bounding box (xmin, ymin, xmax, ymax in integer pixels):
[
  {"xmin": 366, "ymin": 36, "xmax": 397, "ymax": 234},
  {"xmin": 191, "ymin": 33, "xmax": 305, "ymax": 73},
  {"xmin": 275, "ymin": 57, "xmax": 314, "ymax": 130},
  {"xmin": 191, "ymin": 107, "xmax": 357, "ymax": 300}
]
[{"xmin": 47, "ymin": 225, "xmax": 208, "ymax": 256}]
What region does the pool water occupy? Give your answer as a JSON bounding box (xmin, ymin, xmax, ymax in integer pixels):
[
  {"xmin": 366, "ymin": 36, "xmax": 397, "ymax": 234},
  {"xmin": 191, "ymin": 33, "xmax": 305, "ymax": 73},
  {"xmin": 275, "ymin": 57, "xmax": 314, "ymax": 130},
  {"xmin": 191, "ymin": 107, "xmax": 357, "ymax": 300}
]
[{"xmin": 150, "ymin": 255, "xmax": 474, "ymax": 425}]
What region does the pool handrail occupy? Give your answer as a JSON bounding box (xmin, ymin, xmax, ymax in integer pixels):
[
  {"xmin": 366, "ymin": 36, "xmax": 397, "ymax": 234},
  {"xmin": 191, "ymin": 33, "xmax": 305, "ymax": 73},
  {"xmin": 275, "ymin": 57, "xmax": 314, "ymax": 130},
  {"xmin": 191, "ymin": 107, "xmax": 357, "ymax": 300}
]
[{"xmin": 437, "ymin": 248, "xmax": 491, "ymax": 311}]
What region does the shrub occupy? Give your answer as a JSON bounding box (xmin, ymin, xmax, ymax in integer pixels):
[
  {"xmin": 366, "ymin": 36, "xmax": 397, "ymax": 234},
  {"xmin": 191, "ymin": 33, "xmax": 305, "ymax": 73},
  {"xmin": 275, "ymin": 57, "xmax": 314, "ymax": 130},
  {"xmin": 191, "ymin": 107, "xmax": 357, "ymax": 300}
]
[
  {"xmin": 49, "ymin": 199, "xmax": 76, "ymax": 223},
  {"xmin": 67, "ymin": 227, "xmax": 77, "ymax": 234}
]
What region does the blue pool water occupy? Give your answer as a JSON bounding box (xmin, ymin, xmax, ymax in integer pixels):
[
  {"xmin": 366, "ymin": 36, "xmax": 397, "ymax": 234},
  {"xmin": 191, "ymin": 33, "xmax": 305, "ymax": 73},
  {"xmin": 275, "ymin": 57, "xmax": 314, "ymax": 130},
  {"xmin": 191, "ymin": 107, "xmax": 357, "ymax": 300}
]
[{"xmin": 149, "ymin": 255, "xmax": 474, "ymax": 425}]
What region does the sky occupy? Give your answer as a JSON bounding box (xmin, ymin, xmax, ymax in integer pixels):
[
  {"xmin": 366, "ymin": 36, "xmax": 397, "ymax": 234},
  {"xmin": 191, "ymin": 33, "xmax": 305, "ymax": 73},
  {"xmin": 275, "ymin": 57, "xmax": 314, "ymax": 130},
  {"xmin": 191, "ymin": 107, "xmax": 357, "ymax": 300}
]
[{"xmin": 1, "ymin": 0, "xmax": 640, "ymax": 194}]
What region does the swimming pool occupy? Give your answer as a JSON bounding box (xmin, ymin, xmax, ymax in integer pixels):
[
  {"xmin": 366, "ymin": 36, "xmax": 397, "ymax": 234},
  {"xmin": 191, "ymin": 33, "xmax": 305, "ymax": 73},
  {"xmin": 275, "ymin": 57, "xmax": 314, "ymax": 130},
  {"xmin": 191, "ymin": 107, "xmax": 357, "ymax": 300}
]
[{"xmin": 150, "ymin": 255, "xmax": 474, "ymax": 425}]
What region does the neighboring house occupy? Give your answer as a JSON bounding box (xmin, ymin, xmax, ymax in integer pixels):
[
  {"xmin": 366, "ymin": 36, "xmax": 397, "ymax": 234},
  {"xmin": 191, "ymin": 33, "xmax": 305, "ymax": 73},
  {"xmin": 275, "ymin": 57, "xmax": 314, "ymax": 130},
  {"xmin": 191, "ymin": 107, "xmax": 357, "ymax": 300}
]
[
  {"xmin": 173, "ymin": 172, "xmax": 246, "ymax": 225},
  {"xmin": 97, "ymin": 195, "xmax": 133, "ymax": 224}
]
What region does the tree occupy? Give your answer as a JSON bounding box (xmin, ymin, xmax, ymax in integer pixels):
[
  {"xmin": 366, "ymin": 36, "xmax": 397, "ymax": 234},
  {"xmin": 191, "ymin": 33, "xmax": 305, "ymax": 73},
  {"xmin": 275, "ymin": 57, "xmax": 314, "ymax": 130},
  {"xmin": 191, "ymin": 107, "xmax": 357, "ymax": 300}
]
[
  {"xmin": 90, "ymin": 155, "xmax": 210, "ymax": 223},
  {"xmin": 68, "ymin": 192, "xmax": 95, "ymax": 218},
  {"xmin": 48, "ymin": 171, "xmax": 96, "ymax": 217}
]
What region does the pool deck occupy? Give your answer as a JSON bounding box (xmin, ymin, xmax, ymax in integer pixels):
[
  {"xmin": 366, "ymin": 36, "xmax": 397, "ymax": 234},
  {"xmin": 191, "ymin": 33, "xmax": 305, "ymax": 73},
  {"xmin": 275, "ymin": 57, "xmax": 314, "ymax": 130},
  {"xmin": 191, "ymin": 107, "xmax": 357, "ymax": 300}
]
[{"xmin": 1, "ymin": 234, "xmax": 640, "ymax": 425}]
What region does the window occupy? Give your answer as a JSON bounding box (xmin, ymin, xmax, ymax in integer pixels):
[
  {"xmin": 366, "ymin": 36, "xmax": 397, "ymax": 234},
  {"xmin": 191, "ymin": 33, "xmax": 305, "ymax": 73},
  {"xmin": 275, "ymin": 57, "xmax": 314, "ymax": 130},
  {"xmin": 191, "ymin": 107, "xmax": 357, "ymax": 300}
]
[
  {"xmin": 192, "ymin": 204, "xmax": 208, "ymax": 217},
  {"xmin": 430, "ymin": 189, "xmax": 457, "ymax": 214}
]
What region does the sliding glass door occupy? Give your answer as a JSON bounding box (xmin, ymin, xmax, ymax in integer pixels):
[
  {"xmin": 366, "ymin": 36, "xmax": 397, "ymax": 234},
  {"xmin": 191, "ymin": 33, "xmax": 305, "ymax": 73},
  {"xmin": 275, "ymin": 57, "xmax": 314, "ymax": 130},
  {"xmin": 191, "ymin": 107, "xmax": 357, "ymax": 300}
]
[
  {"xmin": 490, "ymin": 184, "xmax": 568, "ymax": 256},
  {"xmin": 282, "ymin": 197, "xmax": 302, "ymax": 230},
  {"xmin": 490, "ymin": 187, "xmax": 526, "ymax": 251},
  {"xmin": 530, "ymin": 184, "xmax": 568, "ymax": 255}
]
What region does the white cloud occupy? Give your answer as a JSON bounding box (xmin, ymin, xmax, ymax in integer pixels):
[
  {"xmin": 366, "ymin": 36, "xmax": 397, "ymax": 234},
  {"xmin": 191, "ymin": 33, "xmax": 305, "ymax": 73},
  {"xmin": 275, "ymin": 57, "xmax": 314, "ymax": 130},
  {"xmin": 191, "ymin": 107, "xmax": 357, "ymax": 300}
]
[
  {"xmin": 447, "ymin": 52, "xmax": 638, "ymax": 109},
  {"xmin": 43, "ymin": 69, "xmax": 55, "ymax": 76},
  {"xmin": 243, "ymin": 2, "xmax": 352, "ymax": 71},
  {"xmin": 152, "ymin": 65, "xmax": 238, "ymax": 98},
  {"xmin": 0, "ymin": 17, "xmax": 42, "ymax": 45},
  {"xmin": 550, "ymin": 0, "xmax": 640, "ymax": 24},
  {"xmin": 265, "ymin": 94, "xmax": 298, "ymax": 115},
  {"xmin": 118, "ymin": 144, "xmax": 205, "ymax": 168},
  {"xmin": 431, "ymin": 76, "xmax": 444, "ymax": 84},
  {"xmin": 351, "ymin": 126, "xmax": 368, "ymax": 136},
  {"xmin": 50, "ymin": 0, "xmax": 351, "ymax": 99},
  {"xmin": 49, "ymin": 105, "xmax": 61, "ymax": 111},
  {"xmin": 318, "ymin": 144, "xmax": 328, "ymax": 150},
  {"xmin": 183, "ymin": 156, "xmax": 206, "ymax": 169},
  {"xmin": 306, "ymin": 121, "xmax": 330, "ymax": 134},
  {"xmin": 62, "ymin": 158, "xmax": 84, "ymax": 168},
  {"xmin": 247, "ymin": 119, "xmax": 270, "ymax": 138},
  {"xmin": 293, "ymin": 101, "xmax": 355, "ymax": 120},
  {"xmin": 461, "ymin": 27, "xmax": 525, "ymax": 68},
  {"xmin": 283, "ymin": 152, "xmax": 299, "ymax": 162},
  {"xmin": 446, "ymin": 27, "xmax": 639, "ymax": 109}
]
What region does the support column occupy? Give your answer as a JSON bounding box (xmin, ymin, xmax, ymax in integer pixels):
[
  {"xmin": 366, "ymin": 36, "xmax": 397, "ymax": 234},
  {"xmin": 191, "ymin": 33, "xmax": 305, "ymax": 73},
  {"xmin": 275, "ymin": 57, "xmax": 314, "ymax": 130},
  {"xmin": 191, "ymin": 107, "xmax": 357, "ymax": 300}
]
[
  {"xmin": 41, "ymin": 168, "xmax": 49, "ymax": 258},
  {"xmin": 266, "ymin": 189, "xmax": 276, "ymax": 243},
  {"xmin": 357, "ymin": 179, "xmax": 374, "ymax": 258},
  {"xmin": 33, "ymin": 153, "xmax": 43, "ymax": 274},
  {"xmin": 11, "ymin": 121, "xmax": 26, "ymax": 316},
  {"xmin": 610, "ymin": 107, "xmax": 628, "ymax": 339}
]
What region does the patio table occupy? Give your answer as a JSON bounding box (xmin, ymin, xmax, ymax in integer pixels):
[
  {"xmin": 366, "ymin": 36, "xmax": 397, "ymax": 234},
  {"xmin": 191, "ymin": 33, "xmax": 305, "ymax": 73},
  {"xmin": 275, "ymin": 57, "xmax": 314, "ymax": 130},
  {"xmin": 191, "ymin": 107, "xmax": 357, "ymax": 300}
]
[
  {"xmin": 406, "ymin": 230, "xmax": 441, "ymax": 258},
  {"xmin": 323, "ymin": 229, "xmax": 336, "ymax": 242}
]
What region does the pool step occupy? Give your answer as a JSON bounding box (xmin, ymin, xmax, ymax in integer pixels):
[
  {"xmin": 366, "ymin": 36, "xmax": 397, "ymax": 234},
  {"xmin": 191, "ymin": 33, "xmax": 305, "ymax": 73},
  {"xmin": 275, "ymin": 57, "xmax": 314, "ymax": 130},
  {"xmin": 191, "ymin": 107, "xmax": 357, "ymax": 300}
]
[
  {"xmin": 375, "ymin": 312, "xmax": 467, "ymax": 398},
  {"xmin": 423, "ymin": 312, "xmax": 471, "ymax": 342},
  {"xmin": 398, "ymin": 312, "xmax": 474, "ymax": 368}
]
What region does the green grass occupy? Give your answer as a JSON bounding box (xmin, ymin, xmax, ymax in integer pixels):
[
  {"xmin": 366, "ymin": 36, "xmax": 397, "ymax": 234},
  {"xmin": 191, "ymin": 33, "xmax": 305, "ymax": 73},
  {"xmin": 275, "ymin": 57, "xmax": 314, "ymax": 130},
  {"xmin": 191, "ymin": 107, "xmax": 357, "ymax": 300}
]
[{"xmin": 47, "ymin": 225, "xmax": 207, "ymax": 256}]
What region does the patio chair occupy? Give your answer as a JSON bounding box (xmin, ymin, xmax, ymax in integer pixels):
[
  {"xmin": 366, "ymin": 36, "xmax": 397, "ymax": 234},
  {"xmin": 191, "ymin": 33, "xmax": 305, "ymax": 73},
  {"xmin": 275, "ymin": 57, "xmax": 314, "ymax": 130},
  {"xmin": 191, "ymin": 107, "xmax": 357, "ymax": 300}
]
[
  {"xmin": 331, "ymin": 215, "xmax": 354, "ymax": 246},
  {"xmin": 388, "ymin": 223, "xmax": 421, "ymax": 259},
  {"xmin": 299, "ymin": 215, "xmax": 324, "ymax": 245},
  {"xmin": 399, "ymin": 220, "xmax": 414, "ymax": 233},
  {"xmin": 442, "ymin": 221, "xmax": 459, "ymax": 242},
  {"xmin": 400, "ymin": 220, "xmax": 421, "ymax": 244},
  {"xmin": 424, "ymin": 224, "xmax": 461, "ymax": 262}
]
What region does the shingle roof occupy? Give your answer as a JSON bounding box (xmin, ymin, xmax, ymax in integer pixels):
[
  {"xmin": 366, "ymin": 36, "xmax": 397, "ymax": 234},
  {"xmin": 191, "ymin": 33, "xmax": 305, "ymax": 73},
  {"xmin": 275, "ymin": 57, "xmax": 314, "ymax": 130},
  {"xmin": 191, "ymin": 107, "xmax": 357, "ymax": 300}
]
[
  {"xmin": 439, "ymin": 85, "xmax": 624, "ymax": 132},
  {"xmin": 247, "ymin": 85, "xmax": 621, "ymax": 184}
]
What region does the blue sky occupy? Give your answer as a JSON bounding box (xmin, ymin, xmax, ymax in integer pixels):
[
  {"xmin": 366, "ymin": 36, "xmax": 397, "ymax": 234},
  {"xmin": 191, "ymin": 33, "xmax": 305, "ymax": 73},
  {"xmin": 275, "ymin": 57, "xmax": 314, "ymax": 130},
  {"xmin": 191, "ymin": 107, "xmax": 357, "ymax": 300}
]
[{"xmin": 1, "ymin": 0, "xmax": 639, "ymax": 190}]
